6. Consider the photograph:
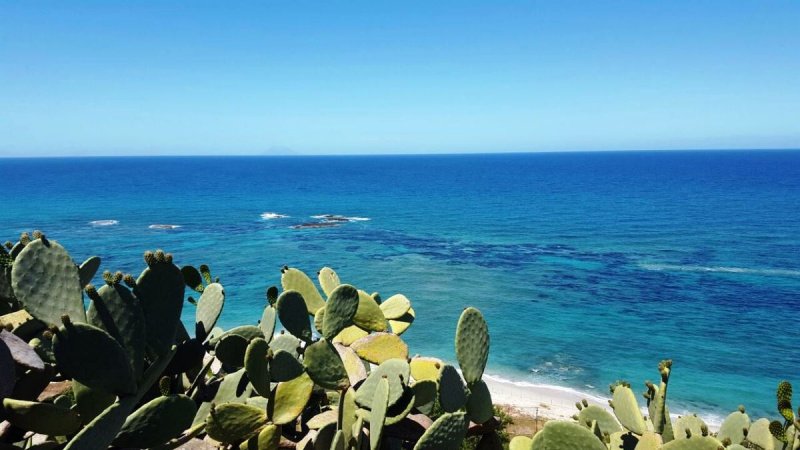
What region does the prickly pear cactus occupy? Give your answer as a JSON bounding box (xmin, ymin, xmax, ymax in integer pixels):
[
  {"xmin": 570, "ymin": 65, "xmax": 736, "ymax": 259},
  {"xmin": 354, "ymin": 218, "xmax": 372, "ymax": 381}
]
[
  {"xmin": 134, "ymin": 250, "xmax": 184, "ymax": 357},
  {"xmin": 455, "ymin": 307, "xmax": 489, "ymax": 385}
]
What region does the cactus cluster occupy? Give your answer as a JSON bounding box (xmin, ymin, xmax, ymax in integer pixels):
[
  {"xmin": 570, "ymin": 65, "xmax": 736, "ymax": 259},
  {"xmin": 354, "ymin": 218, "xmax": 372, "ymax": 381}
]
[{"xmin": 0, "ymin": 234, "xmax": 498, "ymax": 450}]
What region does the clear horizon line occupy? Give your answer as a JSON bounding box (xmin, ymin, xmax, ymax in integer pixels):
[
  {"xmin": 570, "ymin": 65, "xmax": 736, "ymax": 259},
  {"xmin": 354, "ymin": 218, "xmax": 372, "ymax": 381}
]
[{"xmin": 1, "ymin": 147, "xmax": 799, "ymax": 159}]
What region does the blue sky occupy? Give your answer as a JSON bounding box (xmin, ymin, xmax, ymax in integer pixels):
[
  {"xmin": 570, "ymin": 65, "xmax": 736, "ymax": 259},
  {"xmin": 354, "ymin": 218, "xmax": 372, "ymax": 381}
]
[{"xmin": 1, "ymin": 1, "xmax": 798, "ymax": 156}]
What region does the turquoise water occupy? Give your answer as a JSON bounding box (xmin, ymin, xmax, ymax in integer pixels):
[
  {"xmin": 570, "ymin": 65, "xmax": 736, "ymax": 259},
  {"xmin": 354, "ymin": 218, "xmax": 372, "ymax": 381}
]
[{"xmin": 2, "ymin": 151, "xmax": 799, "ymax": 420}]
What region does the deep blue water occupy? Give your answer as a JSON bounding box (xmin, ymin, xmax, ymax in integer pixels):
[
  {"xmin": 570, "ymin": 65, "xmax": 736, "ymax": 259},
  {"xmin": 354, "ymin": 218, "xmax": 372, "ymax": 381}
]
[{"xmin": 2, "ymin": 151, "xmax": 799, "ymax": 420}]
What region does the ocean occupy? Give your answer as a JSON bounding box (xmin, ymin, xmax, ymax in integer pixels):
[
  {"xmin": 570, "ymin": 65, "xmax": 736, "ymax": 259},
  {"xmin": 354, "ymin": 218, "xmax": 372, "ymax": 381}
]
[{"xmin": 1, "ymin": 150, "xmax": 799, "ymax": 421}]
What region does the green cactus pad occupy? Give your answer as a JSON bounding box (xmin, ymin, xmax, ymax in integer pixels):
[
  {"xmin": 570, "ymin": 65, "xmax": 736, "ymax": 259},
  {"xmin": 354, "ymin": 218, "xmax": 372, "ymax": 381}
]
[
  {"xmin": 192, "ymin": 368, "xmax": 253, "ymax": 426},
  {"xmin": 2, "ymin": 398, "xmax": 82, "ymax": 436},
  {"xmin": 389, "ymin": 307, "xmax": 415, "ymax": 336},
  {"xmin": 509, "ymin": 436, "xmax": 533, "ymax": 450},
  {"xmin": 370, "ymin": 377, "xmax": 390, "ymax": 450},
  {"xmin": 439, "ymin": 364, "xmax": 468, "ymax": 413},
  {"xmin": 269, "ymin": 333, "xmax": 301, "ymax": 358},
  {"xmin": 410, "ymin": 357, "xmax": 443, "ymax": 382},
  {"xmin": 241, "ymin": 423, "xmax": 281, "ymax": 450},
  {"xmin": 413, "ymin": 411, "xmax": 468, "ymax": 450},
  {"xmin": 322, "ymin": 284, "xmax": 360, "ymax": 341},
  {"xmin": 271, "ymin": 371, "xmax": 314, "ymax": 425},
  {"xmin": 673, "ymin": 415, "xmax": 706, "ymax": 440},
  {"xmin": 206, "ymin": 402, "xmax": 268, "ymax": 444},
  {"xmin": 455, "ymin": 307, "xmax": 489, "ymax": 385},
  {"xmin": 576, "ymin": 404, "xmax": 622, "ymax": 435},
  {"xmin": 269, "ymin": 349, "xmax": 305, "ymax": 382},
  {"xmin": 466, "ymin": 380, "xmax": 494, "ymax": 424},
  {"xmin": 340, "ymin": 387, "xmax": 358, "ymax": 445},
  {"xmin": 87, "ymin": 282, "xmax": 146, "ymax": 379},
  {"xmin": 78, "ymin": 256, "xmax": 101, "ymax": 287},
  {"xmin": 259, "ymin": 305, "xmax": 277, "ymax": 343},
  {"xmin": 610, "ymin": 385, "xmax": 647, "ymax": 435},
  {"xmin": 313, "ymin": 306, "xmax": 325, "ymax": 333},
  {"xmin": 303, "ymin": 338, "xmax": 350, "ymax": 390},
  {"xmin": 333, "ymin": 325, "xmax": 369, "ymax": 346},
  {"xmin": 244, "ymin": 338, "xmax": 271, "ymax": 397},
  {"xmin": 355, "ymin": 358, "xmax": 410, "ymax": 410},
  {"xmin": 318, "ymin": 267, "xmax": 341, "ymax": 297},
  {"xmin": 134, "ymin": 255, "xmax": 184, "ymax": 357},
  {"xmin": 0, "ymin": 329, "xmax": 44, "ymax": 371},
  {"xmin": 717, "ymin": 409, "xmax": 750, "ymax": 446},
  {"xmin": 379, "ymin": 294, "xmax": 411, "ymax": 320},
  {"xmin": 351, "ymin": 332, "xmax": 409, "ymax": 364},
  {"xmin": 276, "ymin": 290, "xmax": 313, "ymax": 342},
  {"xmin": 196, "ymin": 282, "xmax": 225, "ymax": 339},
  {"xmin": 307, "ymin": 409, "xmax": 338, "ymax": 429},
  {"xmin": 413, "ymin": 379, "xmax": 438, "ymax": 415},
  {"xmin": 380, "ymin": 386, "xmax": 416, "ymax": 425},
  {"xmin": 280, "ymin": 267, "xmax": 326, "ymax": 314},
  {"xmin": 113, "ymin": 394, "xmax": 197, "ymax": 448},
  {"xmin": 181, "ymin": 265, "xmax": 205, "ymax": 292},
  {"xmin": 53, "ymin": 320, "xmax": 137, "ymax": 395},
  {"xmin": 215, "ymin": 333, "xmax": 249, "ymax": 368},
  {"xmin": 73, "ymin": 381, "xmax": 116, "ymax": 424},
  {"xmin": 334, "ymin": 342, "xmax": 368, "ymax": 385},
  {"xmin": 11, "ymin": 238, "xmax": 85, "ymax": 326},
  {"xmin": 216, "ymin": 325, "xmax": 266, "ymax": 343},
  {"xmin": 529, "ymin": 420, "xmax": 607, "ymax": 450},
  {"xmin": 354, "ymin": 290, "xmax": 388, "ymax": 332},
  {"xmin": 662, "ymin": 436, "xmax": 724, "ymax": 450}
]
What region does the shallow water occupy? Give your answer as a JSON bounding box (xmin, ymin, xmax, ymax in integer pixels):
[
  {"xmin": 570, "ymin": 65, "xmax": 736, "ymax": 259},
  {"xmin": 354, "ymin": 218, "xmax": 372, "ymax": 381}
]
[{"xmin": 1, "ymin": 151, "xmax": 799, "ymax": 420}]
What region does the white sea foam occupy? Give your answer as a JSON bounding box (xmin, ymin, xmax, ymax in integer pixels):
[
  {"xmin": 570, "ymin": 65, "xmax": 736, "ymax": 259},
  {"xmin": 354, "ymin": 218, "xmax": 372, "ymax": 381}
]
[
  {"xmin": 311, "ymin": 214, "xmax": 371, "ymax": 222},
  {"xmin": 261, "ymin": 212, "xmax": 289, "ymax": 220},
  {"xmin": 89, "ymin": 220, "xmax": 119, "ymax": 226},
  {"xmin": 640, "ymin": 263, "xmax": 800, "ymax": 277},
  {"xmin": 148, "ymin": 224, "xmax": 181, "ymax": 230}
]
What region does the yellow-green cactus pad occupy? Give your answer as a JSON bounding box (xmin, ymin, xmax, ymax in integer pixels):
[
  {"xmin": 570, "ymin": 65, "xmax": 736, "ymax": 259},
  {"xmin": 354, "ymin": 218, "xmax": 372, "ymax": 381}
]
[
  {"xmin": 389, "ymin": 307, "xmax": 415, "ymax": 336},
  {"xmin": 314, "ymin": 306, "xmax": 325, "ymax": 333},
  {"xmin": 196, "ymin": 282, "xmax": 225, "ymax": 338},
  {"xmin": 318, "ymin": 267, "xmax": 341, "ymax": 297},
  {"xmin": 455, "ymin": 307, "xmax": 489, "ymax": 385},
  {"xmin": 355, "ymin": 358, "xmax": 410, "ymax": 410},
  {"xmin": 576, "ymin": 404, "xmax": 622, "ymax": 435},
  {"xmin": 307, "ymin": 409, "xmax": 338, "ymax": 429},
  {"xmin": 269, "ymin": 333, "xmax": 301, "ymax": 358},
  {"xmin": 662, "ymin": 435, "xmax": 724, "ymax": 450},
  {"xmin": 410, "ymin": 356, "xmax": 443, "ymax": 382},
  {"xmin": 206, "ymin": 402, "xmax": 267, "ymax": 444},
  {"xmin": 370, "ymin": 378, "xmax": 390, "ymax": 450},
  {"xmin": 717, "ymin": 408, "xmax": 750, "ymax": 446},
  {"xmin": 244, "ymin": 338, "xmax": 271, "ymax": 397},
  {"xmin": 11, "ymin": 238, "xmax": 85, "ymax": 327},
  {"xmin": 351, "ymin": 332, "xmax": 409, "ymax": 364},
  {"xmin": 610, "ymin": 385, "xmax": 647, "ymax": 435},
  {"xmin": 379, "ymin": 294, "xmax": 411, "ymax": 320},
  {"xmin": 530, "ymin": 421, "xmax": 606, "ymax": 450},
  {"xmin": 259, "ymin": 305, "xmax": 277, "ymax": 344},
  {"xmin": 2, "ymin": 398, "xmax": 82, "ymax": 436},
  {"xmin": 333, "ymin": 325, "xmax": 369, "ymax": 346},
  {"xmin": 241, "ymin": 423, "xmax": 281, "ymax": 450},
  {"xmin": 413, "ymin": 411, "xmax": 468, "ymax": 450},
  {"xmin": 303, "ymin": 339, "xmax": 350, "ymax": 390},
  {"xmin": 509, "ymin": 436, "xmax": 533, "ymax": 450},
  {"xmin": 673, "ymin": 414, "xmax": 707, "ymax": 440},
  {"xmin": 271, "ymin": 371, "xmax": 314, "ymax": 425},
  {"xmin": 334, "ymin": 343, "xmax": 368, "ymax": 385},
  {"xmin": 322, "ymin": 284, "xmax": 360, "ymax": 341},
  {"xmin": 353, "ymin": 290, "xmax": 388, "ymax": 332},
  {"xmin": 280, "ymin": 267, "xmax": 325, "ymax": 314}
]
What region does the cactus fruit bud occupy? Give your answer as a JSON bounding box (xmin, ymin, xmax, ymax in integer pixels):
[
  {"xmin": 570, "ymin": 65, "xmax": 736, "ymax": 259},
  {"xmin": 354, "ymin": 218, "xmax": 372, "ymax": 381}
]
[
  {"xmin": 165, "ymin": 253, "xmax": 173, "ymax": 264},
  {"xmin": 685, "ymin": 428, "xmax": 692, "ymax": 438},
  {"xmin": 155, "ymin": 249, "xmax": 166, "ymax": 263},
  {"xmin": 575, "ymin": 402, "xmax": 582, "ymax": 410},
  {"xmin": 721, "ymin": 437, "xmax": 731, "ymax": 446},
  {"xmin": 582, "ymin": 399, "xmax": 589, "ymax": 407},
  {"xmin": 144, "ymin": 250, "xmax": 155, "ymax": 265},
  {"xmin": 102, "ymin": 271, "xmax": 114, "ymax": 285},
  {"xmin": 42, "ymin": 329, "xmax": 54, "ymax": 340},
  {"xmin": 19, "ymin": 232, "xmax": 30, "ymax": 245},
  {"xmin": 85, "ymin": 284, "xmax": 99, "ymax": 300},
  {"xmin": 572, "ymin": 414, "xmax": 579, "ymax": 421},
  {"xmin": 738, "ymin": 405, "xmax": 746, "ymax": 413},
  {"xmin": 61, "ymin": 315, "xmax": 72, "ymax": 326},
  {"xmin": 3, "ymin": 241, "xmax": 11, "ymax": 249},
  {"xmin": 701, "ymin": 424, "xmax": 708, "ymax": 436},
  {"xmin": 32, "ymin": 230, "xmax": 43, "ymax": 240},
  {"xmin": 113, "ymin": 271, "xmax": 123, "ymax": 284},
  {"xmin": 159, "ymin": 376, "xmax": 171, "ymax": 396},
  {"xmin": 123, "ymin": 274, "xmax": 136, "ymax": 288}
]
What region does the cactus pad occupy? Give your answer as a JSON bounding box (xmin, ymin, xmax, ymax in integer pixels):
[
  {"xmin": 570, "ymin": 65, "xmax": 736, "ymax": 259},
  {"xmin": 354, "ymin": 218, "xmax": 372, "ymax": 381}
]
[
  {"xmin": 369, "ymin": 377, "xmax": 390, "ymax": 450},
  {"xmin": 134, "ymin": 253, "xmax": 184, "ymax": 357},
  {"xmin": 673, "ymin": 415, "xmax": 707, "ymax": 440},
  {"xmin": 413, "ymin": 379, "xmax": 438, "ymax": 415},
  {"xmin": 215, "ymin": 333, "xmax": 249, "ymax": 368},
  {"xmin": 662, "ymin": 436, "xmax": 724, "ymax": 450},
  {"xmin": 334, "ymin": 342, "xmax": 368, "ymax": 385},
  {"xmin": 303, "ymin": 338, "xmax": 350, "ymax": 390},
  {"xmin": 259, "ymin": 305, "xmax": 277, "ymax": 343},
  {"xmin": 276, "ymin": 290, "xmax": 313, "ymax": 342},
  {"xmin": 610, "ymin": 385, "xmax": 647, "ymax": 435},
  {"xmin": 717, "ymin": 408, "xmax": 750, "ymax": 446},
  {"xmin": 196, "ymin": 282, "xmax": 225, "ymax": 339},
  {"xmin": 333, "ymin": 325, "xmax": 369, "ymax": 346},
  {"xmin": 73, "ymin": 381, "xmax": 116, "ymax": 424},
  {"xmin": 576, "ymin": 404, "xmax": 621, "ymax": 435},
  {"xmin": 113, "ymin": 394, "xmax": 197, "ymax": 448},
  {"xmin": 181, "ymin": 265, "xmax": 205, "ymax": 292},
  {"xmin": 351, "ymin": 332, "xmax": 409, "ymax": 364},
  {"xmin": 206, "ymin": 402, "xmax": 267, "ymax": 444},
  {"xmin": 0, "ymin": 339, "xmax": 15, "ymax": 400},
  {"xmin": 242, "ymin": 423, "xmax": 281, "ymax": 450},
  {"xmin": 356, "ymin": 358, "xmax": 410, "ymax": 410},
  {"xmin": 379, "ymin": 294, "xmax": 411, "ymax": 320},
  {"xmin": 244, "ymin": 338, "xmax": 271, "ymax": 397},
  {"xmin": 269, "ymin": 349, "xmax": 305, "ymax": 381},
  {"xmin": 269, "ymin": 333, "xmax": 301, "ymax": 358},
  {"xmin": 53, "ymin": 319, "xmax": 137, "ymax": 395},
  {"xmin": 78, "ymin": 256, "xmax": 101, "ymax": 287},
  {"xmin": 353, "ymin": 290, "xmax": 388, "ymax": 332},
  {"xmin": 509, "ymin": 436, "xmax": 533, "ymax": 450},
  {"xmin": 318, "ymin": 267, "xmax": 341, "ymax": 297},
  {"xmin": 322, "ymin": 284, "xmax": 360, "ymax": 340},
  {"xmin": 2, "ymin": 398, "xmax": 82, "ymax": 436},
  {"xmin": 0, "ymin": 329, "xmax": 44, "ymax": 371},
  {"xmin": 455, "ymin": 307, "xmax": 489, "ymax": 385},
  {"xmin": 466, "ymin": 379, "xmax": 494, "ymax": 424},
  {"xmin": 413, "ymin": 411, "xmax": 468, "ymax": 450},
  {"xmin": 410, "ymin": 356, "xmax": 443, "ymax": 382},
  {"xmin": 11, "ymin": 238, "xmax": 85, "ymax": 326},
  {"xmin": 87, "ymin": 282, "xmax": 146, "ymax": 379},
  {"xmin": 280, "ymin": 267, "xmax": 326, "ymax": 314},
  {"xmin": 389, "ymin": 307, "xmax": 415, "ymax": 336},
  {"xmin": 530, "ymin": 420, "xmax": 607, "ymax": 450},
  {"xmin": 271, "ymin": 371, "xmax": 314, "ymax": 425},
  {"xmin": 439, "ymin": 364, "xmax": 468, "ymax": 413}
]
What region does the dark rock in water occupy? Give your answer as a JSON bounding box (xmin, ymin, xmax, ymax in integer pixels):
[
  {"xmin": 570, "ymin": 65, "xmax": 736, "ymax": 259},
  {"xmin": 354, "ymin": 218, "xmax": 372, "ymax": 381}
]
[{"xmin": 291, "ymin": 222, "xmax": 340, "ymax": 230}]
